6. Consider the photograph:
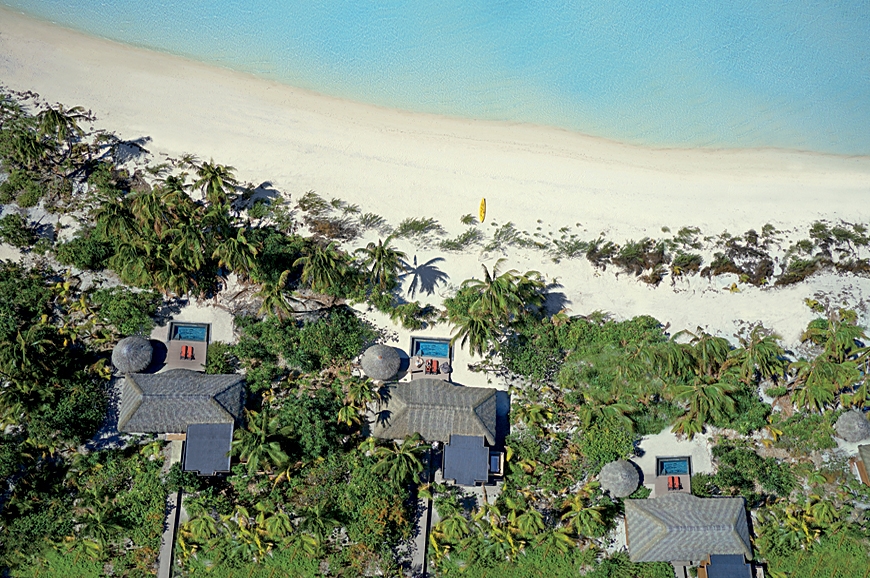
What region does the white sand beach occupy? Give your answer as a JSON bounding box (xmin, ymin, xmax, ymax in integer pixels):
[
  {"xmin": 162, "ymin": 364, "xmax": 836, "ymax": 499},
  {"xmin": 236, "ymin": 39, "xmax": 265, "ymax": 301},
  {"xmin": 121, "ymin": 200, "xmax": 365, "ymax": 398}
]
[{"xmin": 3, "ymin": 7, "xmax": 870, "ymax": 363}]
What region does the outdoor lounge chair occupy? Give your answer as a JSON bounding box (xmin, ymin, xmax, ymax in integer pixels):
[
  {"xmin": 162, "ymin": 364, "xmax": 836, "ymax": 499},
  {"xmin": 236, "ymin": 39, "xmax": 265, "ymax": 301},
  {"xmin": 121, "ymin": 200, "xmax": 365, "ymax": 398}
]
[{"xmin": 667, "ymin": 476, "xmax": 674, "ymax": 490}]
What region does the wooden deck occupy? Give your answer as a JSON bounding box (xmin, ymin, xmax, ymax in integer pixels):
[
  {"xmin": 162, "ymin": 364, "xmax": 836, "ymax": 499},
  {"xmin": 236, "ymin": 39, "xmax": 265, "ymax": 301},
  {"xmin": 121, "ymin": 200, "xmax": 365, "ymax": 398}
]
[
  {"xmin": 163, "ymin": 339, "xmax": 207, "ymax": 372},
  {"xmin": 653, "ymin": 474, "xmax": 691, "ymax": 497}
]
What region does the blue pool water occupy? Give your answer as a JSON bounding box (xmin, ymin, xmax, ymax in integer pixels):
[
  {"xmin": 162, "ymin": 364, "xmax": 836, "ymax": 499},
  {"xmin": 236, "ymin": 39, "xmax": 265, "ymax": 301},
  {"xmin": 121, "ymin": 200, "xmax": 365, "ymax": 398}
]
[
  {"xmin": 413, "ymin": 339, "xmax": 451, "ymax": 359},
  {"xmin": 171, "ymin": 323, "xmax": 208, "ymax": 342},
  {"xmin": 4, "ymin": 1, "xmax": 870, "ymax": 154},
  {"xmin": 658, "ymin": 458, "xmax": 690, "ymax": 476}
]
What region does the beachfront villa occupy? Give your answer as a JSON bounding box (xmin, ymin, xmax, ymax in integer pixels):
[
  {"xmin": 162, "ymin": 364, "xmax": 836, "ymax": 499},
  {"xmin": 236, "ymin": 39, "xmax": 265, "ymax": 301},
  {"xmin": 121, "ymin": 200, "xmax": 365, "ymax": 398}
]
[
  {"xmin": 112, "ymin": 321, "xmax": 244, "ymax": 477},
  {"xmin": 369, "ymin": 378, "xmax": 504, "ymax": 486},
  {"xmin": 625, "ymin": 493, "xmax": 753, "ymax": 577}
]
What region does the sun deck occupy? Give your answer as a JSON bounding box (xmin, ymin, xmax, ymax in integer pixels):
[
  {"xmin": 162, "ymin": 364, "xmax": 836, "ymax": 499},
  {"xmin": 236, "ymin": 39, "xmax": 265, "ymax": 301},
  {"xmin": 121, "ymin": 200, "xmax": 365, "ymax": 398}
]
[{"xmin": 163, "ymin": 322, "xmax": 210, "ymax": 372}]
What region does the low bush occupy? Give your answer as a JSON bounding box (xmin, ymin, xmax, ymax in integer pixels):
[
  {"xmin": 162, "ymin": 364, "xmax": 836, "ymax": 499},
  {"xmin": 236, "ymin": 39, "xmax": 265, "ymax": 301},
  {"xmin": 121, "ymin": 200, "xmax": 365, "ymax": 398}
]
[
  {"xmin": 91, "ymin": 286, "xmax": 162, "ymax": 335},
  {"xmin": 0, "ymin": 213, "xmax": 37, "ymax": 248},
  {"xmin": 55, "ymin": 228, "xmax": 114, "ymax": 270}
]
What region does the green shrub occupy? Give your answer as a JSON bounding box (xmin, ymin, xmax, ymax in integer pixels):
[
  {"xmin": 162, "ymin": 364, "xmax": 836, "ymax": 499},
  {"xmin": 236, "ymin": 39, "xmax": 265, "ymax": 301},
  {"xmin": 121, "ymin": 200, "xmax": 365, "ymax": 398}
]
[
  {"xmin": 204, "ymin": 341, "xmax": 238, "ymax": 374},
  {"xmin": 575, "ymin": 417, "xmax": 635, "ymax": 474},
  {"xmin": 55, "ymin": 228, "xmax": 114, "ymax": 270},
  {"xmin": 0, "ymin": 213, "xmax": 37, "ymax": 248},
  {"xmin": 0, "ymin": 168, "xmax": 45, "ymax": 207},
  {"xmin": 91, "ymin": 286, "xmax": 162, "ymax": 335}
]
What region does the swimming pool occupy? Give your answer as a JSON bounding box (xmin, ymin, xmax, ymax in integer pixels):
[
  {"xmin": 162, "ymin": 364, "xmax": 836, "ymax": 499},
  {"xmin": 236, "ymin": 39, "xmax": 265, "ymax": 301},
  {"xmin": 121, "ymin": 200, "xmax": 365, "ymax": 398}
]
[
  {"xmin": 412, "ymin": 338, "xmax": 451, "ymax": 359},
  {"xmin": 657, "ymin": 457, "xmax": 690, "ymax": 476},
  {"xmin": 170, "ymin": 323, "xmax": 209, "ymax": 342}
]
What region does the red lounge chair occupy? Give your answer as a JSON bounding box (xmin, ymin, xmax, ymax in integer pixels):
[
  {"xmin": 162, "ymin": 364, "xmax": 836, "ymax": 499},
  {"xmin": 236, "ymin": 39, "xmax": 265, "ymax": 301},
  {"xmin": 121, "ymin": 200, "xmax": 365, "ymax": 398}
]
[
  {"xmin": 188, "ymin": 346, "xmax": 195, "ymax": 360},
  {"xmin": 180, "ymin": 345, "xmax": 188, "ymax": 360},
  {"xmin": 667, "ymin": 476, "xmax": 673, "ymax": 490},
  {"xmin": 432, "ymin": 360, "xmax": 439, "ymax": 374},
  {"xmin": 425, "ymin": 359, "xmax": 432, "ymax": 373},
  {"xmin": 675, "ymin": 476, "xmax": 682, "ymax": 490}
]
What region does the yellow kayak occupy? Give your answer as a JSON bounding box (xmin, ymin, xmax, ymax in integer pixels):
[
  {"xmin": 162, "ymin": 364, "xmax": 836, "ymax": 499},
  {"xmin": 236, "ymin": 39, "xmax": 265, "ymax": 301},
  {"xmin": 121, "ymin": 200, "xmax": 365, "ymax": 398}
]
[{"xmin": 479, "ymin": 198, "xmax": 486, "ymax": 223}]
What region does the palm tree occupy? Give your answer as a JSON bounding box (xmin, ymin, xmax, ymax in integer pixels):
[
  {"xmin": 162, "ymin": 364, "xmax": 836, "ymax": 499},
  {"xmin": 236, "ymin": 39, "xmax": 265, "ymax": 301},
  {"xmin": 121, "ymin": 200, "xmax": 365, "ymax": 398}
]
[
  {"xmin": 256, "ymin": 270, "xmax": 293, "ymax": 319},
  {"xmin": 462, "ymin": 259, "xmax": 544, "ymax": 320},
  {"xmin": 448, "ymin": 306, "xmax": 499, "ymax": 357},
  {"xmin": 513, "ymin": 403, "xmax": 553, "ymax": 428},
  {"xmin": 432, "ymin": 513, "xmax": 470, "ymax": 543},
  {"xmin": 789, "ymin": 358, "xmax": 857, "ymax": 413},
  {"xmin": 534, "ymin": 528, "xmax": 575, "ymax": 556},
  {"xmin": 231, "ymin": 406, "xmax": 291, "ymax": 475},
  {"xmin": 293, "ymin": 241, "xmax": 348, "ymax": 294},
  {"xmin": 92, "ymin": 199, "xmax": 137, "ymax": 242},
  {"xmin": 508, "ymin": 507, "xmax": 545, "ymax": 539},
  {"xmin": 36, "ymin": 104, "xmax": 87, "ymax": 144},
  {"xmin": 195, "ymin": 160, "xmax": 237, "ymax": 205},
  {"xmin": 732, "ymin": 327, "xmax": 787, "ymax": 384},
  {"xmin": 560, "ymin": 492, "xmax": 605, "ymax": 538},
  {"xmin": 372, "ymin": 433, "xmax": 430, "ymax": 485},
  {"xmin": 212, "ymin": 227, "xmax": 259, "ymax": 281},
  {"xmin": 355, "ymin": 236, "xmax": 406, "ymax": 291}
]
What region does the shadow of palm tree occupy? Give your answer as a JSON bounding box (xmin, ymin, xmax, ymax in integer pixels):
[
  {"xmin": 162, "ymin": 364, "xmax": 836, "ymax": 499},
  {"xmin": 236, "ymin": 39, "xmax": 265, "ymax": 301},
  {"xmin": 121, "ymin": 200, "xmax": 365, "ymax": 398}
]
[{"xmin": 401, "ymin": 256, "xmax": 449, "ymax": 298}]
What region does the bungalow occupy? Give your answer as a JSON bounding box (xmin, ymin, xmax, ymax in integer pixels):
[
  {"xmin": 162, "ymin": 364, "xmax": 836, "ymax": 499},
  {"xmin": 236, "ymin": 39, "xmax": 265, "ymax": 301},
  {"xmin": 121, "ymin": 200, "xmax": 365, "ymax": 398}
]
[
  {"xmin": 117, "ymin": 369, "xmax": 244, "ymax": 476},
  {"xmin": 370, "ymin": 378, "xmax": 502, "ymax": 486}
]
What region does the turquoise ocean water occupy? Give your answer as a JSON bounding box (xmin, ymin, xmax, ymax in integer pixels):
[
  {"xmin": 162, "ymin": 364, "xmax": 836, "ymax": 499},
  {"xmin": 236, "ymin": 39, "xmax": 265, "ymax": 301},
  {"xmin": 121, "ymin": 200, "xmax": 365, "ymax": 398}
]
[{"xmin": 3, "ymin": 0, "xmax": 869, "ymax": 155}]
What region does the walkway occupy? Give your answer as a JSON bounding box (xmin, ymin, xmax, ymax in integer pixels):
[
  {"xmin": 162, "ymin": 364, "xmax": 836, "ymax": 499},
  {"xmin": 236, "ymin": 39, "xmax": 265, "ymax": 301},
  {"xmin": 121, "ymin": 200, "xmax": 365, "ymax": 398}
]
[{"xmin": 157, "ymin": 440, "xmax": 184, "ymax": 578}]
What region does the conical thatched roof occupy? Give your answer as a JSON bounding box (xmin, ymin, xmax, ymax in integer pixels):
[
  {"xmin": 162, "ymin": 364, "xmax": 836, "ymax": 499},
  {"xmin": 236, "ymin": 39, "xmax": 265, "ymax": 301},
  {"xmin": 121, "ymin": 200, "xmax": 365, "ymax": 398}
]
[
  {"xmin": 361, "ymin": 344, "xmax": 400, "ymax": 381},
  {"xmin": 599, "ymin": 459, "xmax": 640, "ymax": 498},
  {"xmin": 112, "ymin": 336, "xmax": 153, "ymax": 374},
  {"xmin": 835, "ymin": 410, "xmax": 870, "ymax": 443}
]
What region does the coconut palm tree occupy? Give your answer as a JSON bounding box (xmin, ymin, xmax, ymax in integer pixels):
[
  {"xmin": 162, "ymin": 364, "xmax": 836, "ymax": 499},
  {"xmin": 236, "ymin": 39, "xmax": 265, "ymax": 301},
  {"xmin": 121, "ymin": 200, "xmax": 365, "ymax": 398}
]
[
  {"xmin": 560, "ymin": 492, "xmax": 605, "ymax": 538},
  {"xmin": 355, "ymin": 236, "xmax": 406, "ymax": 291},
  {"xmin": 372, "ymin": 433, "xmax": 430, "ymax": 485},
  {"xmin": 212, "ymin": 227, "xmax": 259, "ymax": 281},
  {"xmin": 293, "ymin": 241, "xmax": 348, "ymax": 294},
  {"xmin": 92, "ymin": 198, "xmax": 136, "ymax": 241},
  {"xmin": 231, "ymin": 406, "xmax": 292, "ymax": 475},
  {"xmin": 195, "ymin": 160, "xmax": 237, "ymax": 205},
  {"xmin": 402, "ymin": 255, "xmax": 448, "ymax": 298},
  {"xmin": 789, "ymin": 357, "xmax": 857, "ymax": 413},
  {"xmin": 448, "ymin": 306, "xmax": 499, "ymax": 357},
  {"xmin": 732, "ymin": 327, "xmax": 787, "ymax": 384},
  {"xmin": 462, "ymin": 259, "xmax": 545, "ymax": 320},
  {"xmin": 36, "ymin": 104, "xmax": 87, "ymax": 144},
  {"xmin": 255, "ymin": 270, "xmax": 293, "ymax": 319}
]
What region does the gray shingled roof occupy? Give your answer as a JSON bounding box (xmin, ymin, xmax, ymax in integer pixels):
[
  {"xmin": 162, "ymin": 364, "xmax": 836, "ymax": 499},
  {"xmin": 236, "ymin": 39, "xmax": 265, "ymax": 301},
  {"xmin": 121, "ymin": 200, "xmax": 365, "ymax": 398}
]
[
  {"xmin": 361, "ymin": 344, "xmax": 401, "ymax": 381},
  {"xmin": 112, "ymin": 336, "xmax": 153, "ymax": 374},
  {"xmin": 625, "ymin": 494, "xmax": 752, "ymax": 563},
  {"xmin": 600, "ymin": 459, "xmax": 640, "ymax": 498},
  {"xmin": 370, "ymin": 379, "xmax": 497, "ymax": 444},
  {"xmin": 118, "ymin": 369, "xmax": 245, "ymax": 433},
  {"xmin": 835, "ymin": 410, "xmax": 870, "ymax": 443}
]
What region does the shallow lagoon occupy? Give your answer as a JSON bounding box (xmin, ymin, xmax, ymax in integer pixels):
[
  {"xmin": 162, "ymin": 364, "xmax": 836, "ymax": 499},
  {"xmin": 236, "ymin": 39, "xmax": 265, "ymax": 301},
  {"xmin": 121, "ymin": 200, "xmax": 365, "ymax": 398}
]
[{"xmin": 4, "ymin": 0, "xmax": 869, "ymax": 154}]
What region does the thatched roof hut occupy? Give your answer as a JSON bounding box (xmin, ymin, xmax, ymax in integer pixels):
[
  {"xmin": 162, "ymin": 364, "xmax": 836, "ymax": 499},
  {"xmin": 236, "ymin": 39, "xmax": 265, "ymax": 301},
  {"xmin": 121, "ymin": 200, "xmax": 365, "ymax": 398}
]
[
  {"xmin": 112, "ymin": 336, "xmax": 153, "ymax": 374},
  {"xmin": 360, "ymin": 344, "xmax": 400, "ymax": 382},
  {"xmin": 835, "ymin": 410, "xmax": 870, "ymax": 443},
  {"xmin": 599, "ymin": 459, "xmax": 640, "ymax": 498}
]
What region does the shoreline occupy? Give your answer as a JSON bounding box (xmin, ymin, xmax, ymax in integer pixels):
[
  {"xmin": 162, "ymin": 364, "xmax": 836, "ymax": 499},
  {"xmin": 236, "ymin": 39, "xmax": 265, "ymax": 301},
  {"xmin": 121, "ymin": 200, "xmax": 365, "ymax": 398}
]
[{"xmin": 1, "ymin": 9, "xmax": 866, "ymax": 243}]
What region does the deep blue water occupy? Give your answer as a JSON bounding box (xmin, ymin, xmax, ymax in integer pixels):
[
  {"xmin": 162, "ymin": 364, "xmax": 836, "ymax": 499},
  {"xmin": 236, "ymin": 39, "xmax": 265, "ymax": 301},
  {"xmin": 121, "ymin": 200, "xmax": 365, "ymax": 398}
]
[{"xmin": 4, "ymin": 0, "xmax": 870, "ymax": 155}]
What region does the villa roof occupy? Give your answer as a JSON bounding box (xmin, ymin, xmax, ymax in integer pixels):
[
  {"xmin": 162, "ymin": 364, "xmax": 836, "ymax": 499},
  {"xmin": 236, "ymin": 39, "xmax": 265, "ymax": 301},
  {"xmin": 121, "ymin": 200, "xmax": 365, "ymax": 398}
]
[
  {"xmin": 835, "ymin": 410, "xmax": 870, "ymax": 443},
  {"xmin": 117, "ymin": 369, "xmax": 245, "ymax": 433},
  {"xmin": 625, "ymin": 494, "xmax": 752, "ymax": 563},
  {"xmin": 443, "ymin": 435, "xmax": 489, "ymax": 486},
  {"xmin": 360, "ymin": 344, "xmax": 401, "ymax": 381},
  {"xmin": 183, "ymin": 423, "xmax": 234, "ymax": 476},
  {"xmin": 112, "ymin": 336, "xmax": 153, "ymax": 374},
  {"xmin": 370, "ymin": 379, "xmax": 497, "ymax": 444},
  {"xmin": 599, "ymin": 459, "xmax": 640, "ymax": 498}
]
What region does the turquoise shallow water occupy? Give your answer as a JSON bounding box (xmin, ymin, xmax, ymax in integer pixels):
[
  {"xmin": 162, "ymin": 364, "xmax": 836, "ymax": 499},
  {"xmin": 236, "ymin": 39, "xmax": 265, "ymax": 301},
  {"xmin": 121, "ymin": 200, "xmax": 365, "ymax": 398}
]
[{"xmin": 3, "ymin": 0, "xmax": 870, "ymax": 155}]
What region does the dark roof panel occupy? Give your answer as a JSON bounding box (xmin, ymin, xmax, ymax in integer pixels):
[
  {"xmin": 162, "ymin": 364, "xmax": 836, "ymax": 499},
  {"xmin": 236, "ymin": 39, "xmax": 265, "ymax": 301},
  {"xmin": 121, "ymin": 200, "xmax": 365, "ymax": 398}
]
[
  {"xmin": 184, "ymin": 423, "xmax": 234, "ymax": 476},
  {"xmin": 706, "ymin": 554, "xmax": 753, "ymax": 578},
  {"xmin": 443, "ymin": 435, "xmax": 489, "ymax": 486},
  {"xmin": 117, "ymin": 369, "xmax": 245, "ymax": 433}
]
